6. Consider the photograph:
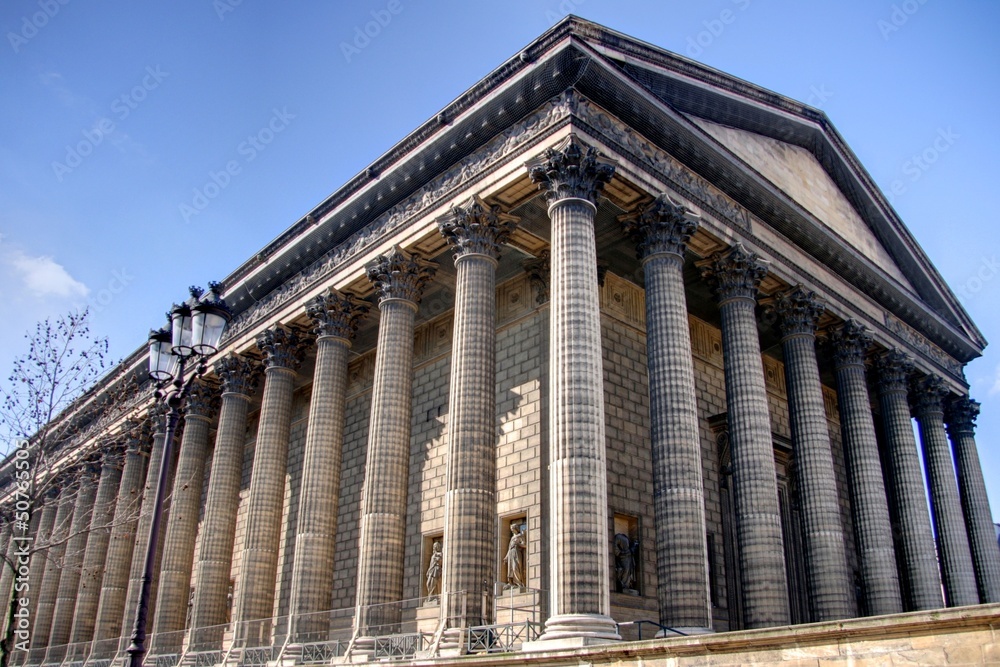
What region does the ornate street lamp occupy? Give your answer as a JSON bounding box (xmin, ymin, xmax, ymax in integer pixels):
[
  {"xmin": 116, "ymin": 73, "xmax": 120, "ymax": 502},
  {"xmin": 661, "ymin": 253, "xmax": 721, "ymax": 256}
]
[{"xmin": 128, "ymin": 282, "xmax": 231, "ymax": 667}]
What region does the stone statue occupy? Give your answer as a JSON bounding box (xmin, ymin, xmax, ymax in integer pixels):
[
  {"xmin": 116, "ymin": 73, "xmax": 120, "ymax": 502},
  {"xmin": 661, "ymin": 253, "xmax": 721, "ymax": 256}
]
[
  {"xmin": 504, "ymin": 522, "xmax": 526, "ymax": 588},
  {"xmin": 614, "ymin": 533, "xmax": 640, "ymax": 595},
  {"xmin": 425, "ymin": 540, "xmax": 442, "ymax": 601}
]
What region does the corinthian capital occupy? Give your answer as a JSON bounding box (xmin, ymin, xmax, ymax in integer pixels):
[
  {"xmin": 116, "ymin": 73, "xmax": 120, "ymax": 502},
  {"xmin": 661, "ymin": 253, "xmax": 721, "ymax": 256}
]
[
  {"xmin": 256, "ymin": 325, "xmax": 308, "ymax": 372},
  {"xmin": 697, "ymin": 243, "xmax": 769, "ymax": 303},
  {"xmin": 365, "ymin": 246, "xmax": 437, "ymax": 306},
  {"xmin": 828, "ymin": 320, "xmax": 873, "ymax": 368},
  {"xmin": 946, "ymin": 395, "xmax": 980, "ymax": 436},
  {"xmin": 874, "ymin": 349, "xmax": 914, "ymax": 393},
  {"xmin": 620, "ymin": 193, "xmax": 700, "ymax": 260},
  {"xmin": 910, "ymin": 374, "xmax": 948, "ymax": 417},
  {"xmin": 527, "ymin": 137, "xmax": 615, "ymax": 207},
  {"xmin": 305, "ymin": 288, "xmax": 370, "ymax": 341},
  {"xmin": 185, "ymin": 379, "xmax": 220, "ymax": 419},
  {"xmin": 766, "ymin": 286, "xmax": 825, "ymax": 338},
  {"xmin": 214, "ymin": 353, "xmax": 262, "ymax": 398},
  {"xmin": 438, "ymin": 196, "xmax": 519, "ymax": 263}
]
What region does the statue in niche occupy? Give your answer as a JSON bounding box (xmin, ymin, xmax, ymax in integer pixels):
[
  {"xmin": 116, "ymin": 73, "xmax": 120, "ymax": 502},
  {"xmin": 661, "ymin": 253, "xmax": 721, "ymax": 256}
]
[
  {"xmin": 425, "ymin": 540, "xmax": 442, "ymax": 603},
  {"xmin": 614, "ymin": 533, "xmax": 640, "ymax": 595},
  {"xmin": 504, "ymin": 522, "xmax": 526, "ymax": 589}
]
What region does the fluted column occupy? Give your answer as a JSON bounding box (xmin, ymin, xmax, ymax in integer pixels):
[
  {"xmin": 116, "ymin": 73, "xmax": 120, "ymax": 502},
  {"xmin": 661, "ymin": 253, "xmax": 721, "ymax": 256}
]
[
  {"xmin": 437, "ymin": 197, "xmax": 518, "ymax": 632},
  {"xmin": 22, "ymin": 488, "xmax": 59, "ymax": 631},
  {"xmin": 620, "ymin": 194, "xmax": 711, "ymax": 631},
  {"xmin": 526, "ymin": 137, "xmax": 620, "ymax": 643},
  {"xmin": 288, "ymin": 290, "xmax": 368, "ymax": 643},
  {"xmin": 828, "ymin": 321, "xmax": 902, "ymax": 616},
  {"xmin": 189, "ymin": 354, "xmax": 261, "ymax": 650},
  {"xmin": 46, "ymin": 462, "xmax": 100, "ymax": 660},
  {"xmin": 769, "ymin": 288, "xmax": 854, "ymax": 621},
  {"xmin": 353, "ymin": 246, "xmax": 435, "ymax": 642},
  {"xmin": 0, "ymin": 521, "xmax": 14, "ymax": 614},
  {"xmin": 911, "ymin": 375, "xmax": 978, "ymax": 606},
  {"xmin": 874, "ymin": 350, "xmax": 942, "ymax": 610},
  {"xmin": 69, "ymin": 446, "xmax": 126, "ymax": 652},
  {"xmin": 28, "ymin": 482, "xmax": 75, "ymax": 664},
  {"xmin": 232, "ymin": 326, "xmax": 307, "ymax": 644},
  {"xmin": 92, "ymin": 423, "xmax": 151, "ymax": 656},
  {"xmin": 698, "ymin": 244, "xmax": 789, "ymax": 628},
  {"xmin": 151, "ymin": 380, "xmax": 219, "ymax": 654},
  {"xmin": 947, "ymin": 396, "xmax": 1000, "ymax": 602},
  {"xmin": 121, "ymin": 407, "xmax": 177, "ymax": 648}
]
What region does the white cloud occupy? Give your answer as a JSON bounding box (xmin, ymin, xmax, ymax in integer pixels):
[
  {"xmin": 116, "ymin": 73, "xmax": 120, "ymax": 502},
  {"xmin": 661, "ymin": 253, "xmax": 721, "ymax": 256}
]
[{"xmin": 6, "ymin": 250, "xmax": 88, "ymax": 299}]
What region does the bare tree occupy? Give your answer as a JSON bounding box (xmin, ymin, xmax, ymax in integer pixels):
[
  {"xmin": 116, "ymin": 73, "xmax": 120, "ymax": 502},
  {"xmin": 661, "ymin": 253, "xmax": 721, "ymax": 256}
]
[{"xmin": 0, "ymin": 309, "xmax": 145, "ymax": 667}]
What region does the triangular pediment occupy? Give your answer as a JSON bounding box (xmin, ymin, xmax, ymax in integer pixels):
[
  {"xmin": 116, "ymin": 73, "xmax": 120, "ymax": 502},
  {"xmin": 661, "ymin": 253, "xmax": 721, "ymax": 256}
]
[{"xmin": 687, "ymin": 116, "xmax": 915, "ymax": 291}]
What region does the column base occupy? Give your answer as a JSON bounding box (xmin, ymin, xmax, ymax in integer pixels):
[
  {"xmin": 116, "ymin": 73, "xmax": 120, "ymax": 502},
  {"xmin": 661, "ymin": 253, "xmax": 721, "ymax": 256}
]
[{"xmin": 522, "ymin": 613, "xmax": 620, "ymax": 651}]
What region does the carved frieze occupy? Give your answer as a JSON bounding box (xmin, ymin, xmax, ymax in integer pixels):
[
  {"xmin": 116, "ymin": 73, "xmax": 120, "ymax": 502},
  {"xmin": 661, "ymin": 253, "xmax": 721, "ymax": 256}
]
[{"xmin": 883, "ymin": 313, "xmax": 962, "ymax": 378}]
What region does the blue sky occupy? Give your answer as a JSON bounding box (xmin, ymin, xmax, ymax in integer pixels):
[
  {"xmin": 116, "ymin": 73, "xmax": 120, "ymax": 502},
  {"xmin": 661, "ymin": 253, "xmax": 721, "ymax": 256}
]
[{"xmin": 3, "ymin": 2, "xmax": 999, "ymax": 512}]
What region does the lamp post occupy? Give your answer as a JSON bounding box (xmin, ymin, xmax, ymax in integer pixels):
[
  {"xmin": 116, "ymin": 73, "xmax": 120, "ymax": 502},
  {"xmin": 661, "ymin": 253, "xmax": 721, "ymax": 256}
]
[{"xmin": 127, "ymin": 283, "xmax": 231, "ymax": 667}]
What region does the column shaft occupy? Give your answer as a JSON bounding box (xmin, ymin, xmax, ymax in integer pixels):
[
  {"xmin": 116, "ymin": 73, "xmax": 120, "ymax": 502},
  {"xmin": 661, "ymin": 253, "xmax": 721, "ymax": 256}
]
[
  {"xmin": 92, "ymin": 432, "xmax": 150, "ymax": 656},
  {"xmin": 947, "ymin": 397, "xmax": 1000, "ymax": 602},
  {"xmin": 912, "ymin": 376, "xmax": 978, "ymax": 606},
  {"xmin": 289, "ymin": 292, "xmax": 365, "ymax": 643},
  {"xmin": 0, "ymin": 523, "xmax": 14, "ymax": 614},
  {"xmin": 232, "ymin": 326, "xmax": 304, "ymax": 645},
  {"xmin": 121, "ymin": 423, "xmax": 177, "ymax": 647},
  {"xmin": 354, "ymin": 247, "xmax": 434, "ymax": 638},
  {"xmin": 28, "ymin": 487, "xmax": 75, "ymax": 664},
  {"xmin": 22, "ymin": 493, "xmax": 58, "ymax": 632},
  {"xmin": 190, "ymin": 354, "xmax": 259, "ymax": 650},
  {"xmin": 70, "ymin": 450, "xmax": 125, "ymax": 650},
  {"xmin": 152, "ymin": 381, "xmax": 217, "ymax": 654},
  {"xmin": 622, "ymin": 195, "xmax": 710, "ymax": 631},
  {"xmin": 700, "ymin": 244, "xmax": 789, "ymax": 628},
  {"xmin": 875, "ymin": 351, "xmax": 942, "ymax": 610},
  {"xmin": 772, "ymin": 289, "xmax": 854, "ymax": 621},
  {"xmin": 527, "ymin": 138, "xmax": 619, "ymax": 643},
  {"xmin": 438, "ymin": 199, "xmax": 516, "ymax": 631},
  {"xmin": 46, "ymin": 466, "xmax": 99, "ymax": 660},
  {"xmin": 829, "ymin": 322, "xmax": 902, "ymax": 616}
]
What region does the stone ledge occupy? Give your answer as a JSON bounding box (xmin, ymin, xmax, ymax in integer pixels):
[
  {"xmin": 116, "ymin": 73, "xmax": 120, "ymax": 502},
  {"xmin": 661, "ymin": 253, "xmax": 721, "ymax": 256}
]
[{"xmin": 399, "ymin": 603, "xmax": 1000, "ymax": 665}]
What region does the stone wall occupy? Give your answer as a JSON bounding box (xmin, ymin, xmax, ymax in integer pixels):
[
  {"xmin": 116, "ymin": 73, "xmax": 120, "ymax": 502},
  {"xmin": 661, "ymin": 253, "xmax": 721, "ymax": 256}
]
[{"xmin": 219, "ymin": 270, "xmax": 853, "ymax": 629}]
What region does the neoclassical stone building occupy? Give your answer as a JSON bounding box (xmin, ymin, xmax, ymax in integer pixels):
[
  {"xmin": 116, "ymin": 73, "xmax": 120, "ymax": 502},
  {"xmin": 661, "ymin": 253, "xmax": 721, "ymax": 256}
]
[{"xmin": 5, "ymin": 16, "xmax": 1000, "ymax": 666}]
